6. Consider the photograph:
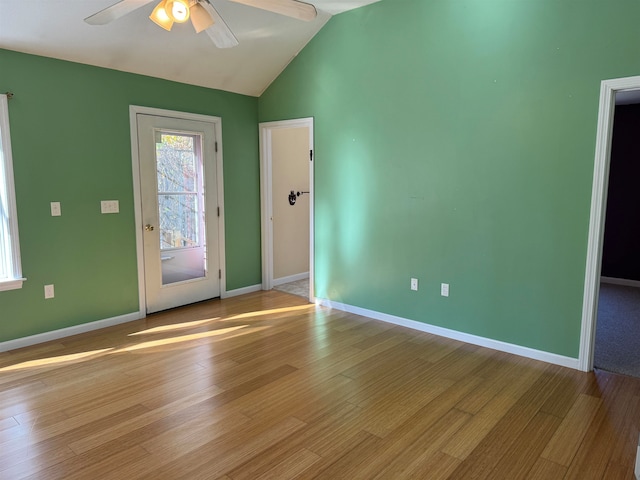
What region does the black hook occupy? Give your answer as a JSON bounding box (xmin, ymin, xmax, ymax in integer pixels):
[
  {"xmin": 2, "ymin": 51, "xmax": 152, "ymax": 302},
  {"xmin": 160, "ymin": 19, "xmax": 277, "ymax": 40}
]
[{"xmin": 288, "ymin": 190, "xmax": 310, "ymax": 206}]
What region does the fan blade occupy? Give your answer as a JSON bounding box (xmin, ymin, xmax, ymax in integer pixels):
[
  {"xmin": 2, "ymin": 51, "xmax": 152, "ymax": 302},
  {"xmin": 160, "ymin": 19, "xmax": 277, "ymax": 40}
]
[
  {"xmin": 200, "ymin": 1, "xmax": 239, "ymax": 48},
  {"xmin": 85, "ymin": 0, "xmax": 155, "ymax": 25},
  {"xmin": 228, "ymin": 0, "xmax": 316, "ymax": 21},
  {"xmin": 190, "ymin": 3, "xmax": 214, "ymax": 33}
]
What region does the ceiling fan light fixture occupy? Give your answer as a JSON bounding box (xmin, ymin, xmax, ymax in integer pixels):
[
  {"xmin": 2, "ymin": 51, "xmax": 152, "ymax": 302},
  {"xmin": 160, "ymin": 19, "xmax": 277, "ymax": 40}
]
[
  {"xmin": 166, "ymin": 0, "xmax": 191, "ymax": 23},
  {"xmin": 88, "ymin": 0, "xmax": 314, "ymax": 49},
  {"xmin": 190, "ymin": 3, "xmax": 214, "ymax": 33},
  {"xmin": 149, "ymin": 0, "xmax": 174, "ymax": 30}
]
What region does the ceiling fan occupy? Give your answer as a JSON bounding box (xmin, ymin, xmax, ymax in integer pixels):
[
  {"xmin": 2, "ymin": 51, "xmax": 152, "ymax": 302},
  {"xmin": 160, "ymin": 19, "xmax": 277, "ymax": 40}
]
[{"xmin": 84, "ymin": 0, "xmax": 317, "ymax": 49}]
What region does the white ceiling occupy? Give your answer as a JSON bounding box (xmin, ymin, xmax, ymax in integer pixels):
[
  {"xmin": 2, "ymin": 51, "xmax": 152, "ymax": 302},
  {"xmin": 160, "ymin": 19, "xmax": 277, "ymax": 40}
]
[{"xmin": 0, "ymin": 0, "xmax": 381, "ymax": 97}]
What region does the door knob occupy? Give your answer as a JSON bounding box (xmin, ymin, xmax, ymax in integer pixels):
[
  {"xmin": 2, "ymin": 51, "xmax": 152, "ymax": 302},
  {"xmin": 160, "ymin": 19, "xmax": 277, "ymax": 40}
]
[{"xmin": 145, "ymin": 224, "xmax": 155, "ymax": 232}]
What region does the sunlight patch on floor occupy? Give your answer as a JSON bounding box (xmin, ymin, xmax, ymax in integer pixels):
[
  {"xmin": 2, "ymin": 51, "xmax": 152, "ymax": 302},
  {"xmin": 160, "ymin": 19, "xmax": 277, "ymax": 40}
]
[
  {"xmin": 128, "ymin": 317, "xmax": 221, "ymax": 336},
  {"xmin": 0, "ymin": 304, "xmax": 316, "ymax": 373},
  {"xmin": 0, "ymin": 348, "xmax": 114, "ymax": 372},
  {"xmin": 223, "ymin": 304, "xmax": 315, "ymax": 321},
  {"xmin": 118, "ymin": 325, "xmax": 250, "ymax": 352}
]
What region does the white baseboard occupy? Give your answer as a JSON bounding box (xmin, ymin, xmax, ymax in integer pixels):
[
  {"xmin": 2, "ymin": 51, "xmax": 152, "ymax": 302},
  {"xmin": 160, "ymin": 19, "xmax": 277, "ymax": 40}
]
[
  {"xmin": 273, "ymin": 272, "xmax": 309, "ymax": 287},
  {"xmin": 636, "ymin": 434, "xmax": 640, "ymax": 480},
  {"xmin": 222, "ymin": 283, "xmax": 263, "ymax": 299},
  {"xmin": 601, "ymin": 276, "xmax": 640, "ymax": 288},
  {"xmin": 0, "ymin": 311, "xmax": 143, "ymax": 353},
  {"xmin": 316, "ymin": 298, "xmax": 580, "ymax": 370}
]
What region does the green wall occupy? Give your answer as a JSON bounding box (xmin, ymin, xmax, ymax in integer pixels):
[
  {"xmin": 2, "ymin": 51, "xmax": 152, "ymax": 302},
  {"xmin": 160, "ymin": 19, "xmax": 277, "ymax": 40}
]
[
  {"xmin": 4, "ymin": 0, "xmax": 640, "ymax": 357},
  {"xmin": 259, "ymin": 0, "xmax": 640, "ymax": 358},
  {"xmin": 0, "ymin": 49, "xmax": 261, "ymax": 343}
]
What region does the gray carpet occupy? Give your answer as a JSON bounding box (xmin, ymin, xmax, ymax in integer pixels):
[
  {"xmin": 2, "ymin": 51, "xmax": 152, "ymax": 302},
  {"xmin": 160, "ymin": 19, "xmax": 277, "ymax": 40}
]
[{"xmin": 595, "ymin": 283, "xmax": 640, "ymax": 378}]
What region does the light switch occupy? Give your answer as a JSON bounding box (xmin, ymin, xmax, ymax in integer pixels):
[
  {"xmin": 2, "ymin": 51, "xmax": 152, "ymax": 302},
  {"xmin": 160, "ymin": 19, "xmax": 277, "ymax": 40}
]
[{"xmin": 50, "ymin": 202, "xmax": 61, "ymax": 217}]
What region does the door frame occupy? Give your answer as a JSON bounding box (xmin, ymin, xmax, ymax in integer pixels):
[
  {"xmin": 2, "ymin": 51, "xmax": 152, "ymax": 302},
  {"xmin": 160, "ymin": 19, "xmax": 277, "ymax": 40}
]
[
  {"xmin": 259, "ymin": 117, "xmax": 314, "ymax": 302},
  {"xmin": 579, "ymin": 76, "xmax": 640, "ymax": 371},
  {"xmin": 129, "ymin": 105, "xmax": 227, "ymax": 314}
]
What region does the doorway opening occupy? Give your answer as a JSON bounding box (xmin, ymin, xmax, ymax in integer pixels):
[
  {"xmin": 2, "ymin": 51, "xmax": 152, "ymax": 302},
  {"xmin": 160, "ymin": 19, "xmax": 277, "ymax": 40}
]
[
  {"xmin": 259, "ymin": 118, "xmax": 314, "ymax": 302},
  {"xmin": 580, "ymin": 76, "xmax": 640, "ymax": 373}
]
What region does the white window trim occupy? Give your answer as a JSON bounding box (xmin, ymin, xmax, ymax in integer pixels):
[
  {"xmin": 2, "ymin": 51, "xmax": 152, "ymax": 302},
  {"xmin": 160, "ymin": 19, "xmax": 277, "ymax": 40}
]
[{"xmin": 0, "ymin": 94, "xmax": 25, "ymax": 291}]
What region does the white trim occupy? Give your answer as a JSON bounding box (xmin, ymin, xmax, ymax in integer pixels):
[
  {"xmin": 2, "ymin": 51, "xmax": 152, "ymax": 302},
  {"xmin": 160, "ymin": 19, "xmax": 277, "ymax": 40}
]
[
  {"xmin": 0, "ymin": 278, "xmax": 26, "ymax": 292},
  {"xmin": 222, "ymin": 283, "xmax": 262, "ymax": 298},
  {"xmin": 259, "ymin": 118, "xmax": 315, "ymax": 303},
  {"xmin": 579, "ymin": 76, "xmax": 640, "ymax": 372},
  {"xmin": 635, "ymin": 435, "xmax": 640, "ymax": 480},
  {"xmin": 0, "ymin": 94, "xmax": 24, "ymax": 290},
  {"xmin": 129, "ymin": 105, "xmax": 226, "ymax": 312},
  {"xmin": 215, "ymin": 121, "xmax": 227, "ymax": 298},
  {"xmin": 0, "ymin": 312, "xmax": 143, "ymax": 353},
  {"xmin": 273, "ymin": 272, "xmax": 309, "ymax": 287},
  {"xmin": 129, "ymin": 108, "xmax": 146, "ymax": 315},
  {"xmin": 259, "ymin": 126, "xmax": 274, "ymax": 291},
  {"xmin": 317, "ymin": 298, "xmax": 580, "ymax": 370},
  {"xmin": 600, "ymin": 276, "xmax": 640, "ymax": 288}
]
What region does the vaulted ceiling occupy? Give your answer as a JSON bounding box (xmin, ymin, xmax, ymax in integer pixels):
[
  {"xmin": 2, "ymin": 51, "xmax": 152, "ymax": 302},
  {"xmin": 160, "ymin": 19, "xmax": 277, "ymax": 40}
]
[{"xmin": 0, "ymin": 0, "xmax": 381, "ymax": 96}]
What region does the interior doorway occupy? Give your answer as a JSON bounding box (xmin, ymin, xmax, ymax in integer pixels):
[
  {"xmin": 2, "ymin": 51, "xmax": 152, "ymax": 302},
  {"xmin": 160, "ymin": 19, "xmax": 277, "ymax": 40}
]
[
  {"xmin": 130, "ymin": 106, "xmax": 226, "ymax": 314},
  {"xmin": 259, "ymin": 118, "xmax": 314, "ymax": 302},
  {"xmin": 593, "ymin": 94, "xmax": 640, "ymax": 377},
  {"xmin": 580, "ymin": 76, "xmax": 640, "ymax": 372}
]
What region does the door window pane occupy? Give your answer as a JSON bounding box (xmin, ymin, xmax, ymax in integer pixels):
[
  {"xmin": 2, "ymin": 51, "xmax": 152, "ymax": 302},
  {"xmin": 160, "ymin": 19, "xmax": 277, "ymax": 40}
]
[
  {"xmin": 154, "ymin": 130, "xmax": 206, "ymax": 285},
  {"xmin": 158, "ymin": 194, "xmax": 199, "ymax": 249},
  {"xmin": 156, "ymin": 134, "xmax": 197, "ymax": 192},
  {"xmin": 155, "ymin": 132, "xmax": 202, "ymax": 252}
]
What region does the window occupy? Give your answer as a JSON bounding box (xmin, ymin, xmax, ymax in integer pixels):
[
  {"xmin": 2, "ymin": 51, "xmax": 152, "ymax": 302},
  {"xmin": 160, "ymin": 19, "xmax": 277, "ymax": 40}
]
[{"xmin": 0, "ymin": 94, "xmax": 24, "ymax": 291}]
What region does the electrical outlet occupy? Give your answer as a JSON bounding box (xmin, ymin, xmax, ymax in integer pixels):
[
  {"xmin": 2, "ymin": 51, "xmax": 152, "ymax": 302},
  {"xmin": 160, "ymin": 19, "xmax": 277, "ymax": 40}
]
[
  {"xmin": 44, "ymin": 284, "xmax": 55, "ymax": 299},
  {"xmin": 101, "ymin": 200, "xmax": 119, "ymax": 214},
  {"xmin": 410, "ymin": 278, "xmax": 418, "ymax": 291},
  {"xmin": 441, "ymin": 283, "xmax": 449, "ymax": 297},
  {"xmin": 50, "ymin": 202, "xmax": 61, "ymax": 217}
]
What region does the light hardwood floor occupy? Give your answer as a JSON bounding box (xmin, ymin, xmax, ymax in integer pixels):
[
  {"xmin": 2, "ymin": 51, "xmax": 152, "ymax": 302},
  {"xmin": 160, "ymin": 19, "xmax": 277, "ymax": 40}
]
[{"xmin": 0, "ymin": 290, "xmax": 638, "ymax": 479}]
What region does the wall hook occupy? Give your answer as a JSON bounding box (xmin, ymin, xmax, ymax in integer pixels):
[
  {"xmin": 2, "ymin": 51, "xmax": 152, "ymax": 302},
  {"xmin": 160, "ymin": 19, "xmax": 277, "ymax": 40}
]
[{"xmin": 288, "ymin": 190, "xmax": 310, "ymax": 206}]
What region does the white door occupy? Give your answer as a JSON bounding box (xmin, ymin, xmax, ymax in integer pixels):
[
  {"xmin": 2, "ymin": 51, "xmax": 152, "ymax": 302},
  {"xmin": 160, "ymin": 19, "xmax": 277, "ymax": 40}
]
[{"xmin": 137, "ymin": 114, "xmax": 220, "ymax": 313}]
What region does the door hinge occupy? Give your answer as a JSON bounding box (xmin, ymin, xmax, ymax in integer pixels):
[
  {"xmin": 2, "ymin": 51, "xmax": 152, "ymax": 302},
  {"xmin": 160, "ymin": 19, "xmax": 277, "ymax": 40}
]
[
  {"xmin": 217, "ymin": 206, "xmax": 220, "ymax": 217},
  {"xmin": 219, "ymin": 269, "xmax": 222, "ymax": 279},
  {"xmin": 215, "ymin": 141, "xmax": 218, "ymax": 153},
  {"xmin": 310, "ymin": 149, "xmax": 313, "ymax": 162}
]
